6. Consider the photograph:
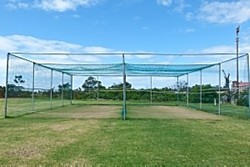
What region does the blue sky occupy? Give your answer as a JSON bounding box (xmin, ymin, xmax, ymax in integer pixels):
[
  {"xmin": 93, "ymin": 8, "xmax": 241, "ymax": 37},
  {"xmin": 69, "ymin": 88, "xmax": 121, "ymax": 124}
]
[{"xmin": 1, "ymin": 0, "xmax": 250, "ymax": 87}]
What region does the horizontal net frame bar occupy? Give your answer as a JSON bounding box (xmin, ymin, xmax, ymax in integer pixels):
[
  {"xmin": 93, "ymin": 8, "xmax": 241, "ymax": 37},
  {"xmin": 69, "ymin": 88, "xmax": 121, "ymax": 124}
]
[{"xmin": 10, "ymin": 52, "xmax": 248, "ymax": 56}]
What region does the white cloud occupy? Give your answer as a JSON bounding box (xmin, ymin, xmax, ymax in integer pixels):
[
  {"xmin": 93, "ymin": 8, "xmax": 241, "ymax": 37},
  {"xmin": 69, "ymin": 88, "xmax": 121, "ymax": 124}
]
[
  {"xmin": 156, "ymin": 0, "xmax": 187, "ymax": 13},
  {"xmin": 0, "ymin": 35, "xmax": 82, "ymax": 53},
  {"xmin": 6, "ymin": 0, "xmax": 29, "ymax": 9},
  {"xmin": 0, "ymin": 35, "xmax": 113, "ymax": 54},
  {"xmin": 135, "ymin": 54, "xmax": 153, "ymax": 59},
  {"xmin": 156, "ymin": 0, "xmax": 173, "ymax": 6},
  {"xmin": 173, "ymin": 0, "xmax": 187, "ymax": 13},
  {"xmin": 201, "ymin": 45, "xmax": 235, "ymax": 54},
  {"xmin": 198, "ymin": 0, "xmax": 250, "ymax": 24},
  {"xmin": 83, "ymin": 46, "xmax": 112, "ymax": 53},
  {"xmin": 6, "ymin": 0, "xmax": 101, "ymax": 12},
  {"xmin": 0, "ymin": 34, "xmax": 114, "ymax": 85}
]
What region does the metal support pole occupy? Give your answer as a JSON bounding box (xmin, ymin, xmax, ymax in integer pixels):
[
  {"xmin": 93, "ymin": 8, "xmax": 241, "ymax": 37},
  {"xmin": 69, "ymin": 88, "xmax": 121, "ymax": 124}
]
[
  {"xmin": 50, "ymin": 69, "xmax": 53, "ymax": 109},
  {"xmin": 218, "ymin": 64, "xmax": 221, "ymax": 115},
  {"xmin": 4, "ymin": 53, "xmax": 10, "ymax": 118},
  {"xmin": 150, "ymin": 76, "xmax": 153, "ymax": 105},
  {"xmin": 236, "ymin": 26, "xmax": 240, "ymax": 99},
  {"xmin": 247, "ymin": 54, "xmax": 250, "ymax": 109},
  {"xmin": 32, "ymin": 63, "xmax": 35, "ymax": 111},
  {"xmin": 97, "ymin": 76, "xmax": 99, "ymax": 101},
  {"xmin": 62, "ymin": 73, "xmax": 64, "ymax": 107},
  {"xmin": 122, "ymin": 54, "xmax": 127, "ymax": 120},
  {"xmin": 186, "ymin": 74, "xmax": 189, "ymax": 107},
  {"xmin": 177, "ymin": 76, "xmax": 179, "ymax": 105},
  {"xmin": 70, "ymin": 75, "xmax": 73, "ymax": 105},
  {"xmin": 200, "ymin": 70, "xmax": 203, "ymax": 109}
]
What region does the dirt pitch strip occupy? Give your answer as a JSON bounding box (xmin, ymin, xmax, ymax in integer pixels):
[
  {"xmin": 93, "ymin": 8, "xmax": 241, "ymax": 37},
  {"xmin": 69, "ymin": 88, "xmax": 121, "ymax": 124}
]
[
  {"xmin": 27, "ymin": 105, "xmax": 121, "ymax": 119},
  {"xmin": 26, "ymin": 105, "xmax": 223, "ymax": 121},
  {"xmin": 128, "ymin": 106, "xmax": 223, "ymax": 120}
]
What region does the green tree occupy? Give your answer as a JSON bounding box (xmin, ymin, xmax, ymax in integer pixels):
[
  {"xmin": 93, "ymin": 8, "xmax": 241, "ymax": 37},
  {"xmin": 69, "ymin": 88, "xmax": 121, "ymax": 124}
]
[
  {"xmin": 58, "ymin": 83, "xmax": 72, "ymax": 99},
  {"xmin": 109, "ymin": 82, "xmax": 132, "ymax": 89},
  {"xmin": 14, "ymin": 75, "xmax": 25, "ymax": 86},
  {"xmin": 0, "ymin": 86, "xmax": 5, "ymax": 98},
  {"xmin": 82, "ymin": 76, "xmax": 102, "ymax": 92},
  {"xmin": 189, "ymin": 84, "xmax": 217, "ymax": 103}
]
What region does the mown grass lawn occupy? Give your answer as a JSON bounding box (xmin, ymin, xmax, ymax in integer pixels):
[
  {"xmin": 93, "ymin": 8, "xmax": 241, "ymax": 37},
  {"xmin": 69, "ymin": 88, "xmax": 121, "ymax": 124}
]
[{"xmin": 0, "ymin": 103, "xmax": 250, "ymax": 165}]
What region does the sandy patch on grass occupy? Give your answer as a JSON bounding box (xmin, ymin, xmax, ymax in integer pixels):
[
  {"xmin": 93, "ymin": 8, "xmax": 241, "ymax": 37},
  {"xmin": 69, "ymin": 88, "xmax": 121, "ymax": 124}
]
[
  {"xmin": 130, "ymin": 106, "xmax": 223, "ymax": 120},
  {"xmin": 50, "ymin": 124, "xmax": 74, "ymax": 132},
  {"xmin": 31, "ymin": 105, "xmax": 120, "ymax": 119},
  {"xmin": 70, "ymin": 106, "xmax": 119, "ymax": 119},
  {"xmin": 6, "ymin": 145, "xmax": 43, "ymax": 159}
]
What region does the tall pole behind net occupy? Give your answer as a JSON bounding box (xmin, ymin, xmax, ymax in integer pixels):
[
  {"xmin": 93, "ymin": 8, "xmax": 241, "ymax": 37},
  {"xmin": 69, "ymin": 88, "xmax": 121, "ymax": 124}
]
[{"xmin": 236, "ymin": 26, "xmax": 240, "ymax": 100}]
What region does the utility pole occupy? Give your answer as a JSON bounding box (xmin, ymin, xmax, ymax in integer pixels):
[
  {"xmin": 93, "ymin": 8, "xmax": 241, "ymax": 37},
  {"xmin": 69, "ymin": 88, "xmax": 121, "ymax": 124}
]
[{"xmin": 236, "ymin": 26, "xmax": 240, "ymax": 99}]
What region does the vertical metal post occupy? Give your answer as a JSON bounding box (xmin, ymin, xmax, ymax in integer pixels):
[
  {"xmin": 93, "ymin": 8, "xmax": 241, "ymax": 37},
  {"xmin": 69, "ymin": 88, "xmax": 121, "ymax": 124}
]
[
  {"xmin": 150, "ymin": 76, "xmax": 153, "ymax": 105},
  {"xmin": 70, "ymin": 75, "xmax": 73, "ymax": 105},
  {"xmin": 62, "ymin": 73, "xmax": 64, "ymax": 107},
  {"xmin": 247, "ymin": 54, "xmax": 250, "ymax": 109},
  {"xmin": 97, "ymin": 76, "xmax": 99, "ymax": 101},
  {"xmin": 186, "ymin": 74, "xmax": 189, "ymax": 107},
  {"xmin": 200, "ymin": 70, "xmax": 203, "ymax": 109},
  {"xmin": 236, "ymin": 26, "xmax": 240, "ymax": 99},
  {"xmin": 50, "ymin": 69, "xmax": 53, "ymax": 109},
  {"xmin": 177, "ymin": 76, "xmax": 179, "ymax": 105},
  {"xmin": 218, "ymin": 64, "xmax": 221, "ymax": 115},
  {"xmin": 122, "ymin": 54, "xmax": 126, "ymax": 120},
  {"xmin": 32, "ymin": 63, "xmax": 35, "ymax": 111},
  {"xmin": 4, "ymin": 53, "xmax": 10, "ymax": 118}
]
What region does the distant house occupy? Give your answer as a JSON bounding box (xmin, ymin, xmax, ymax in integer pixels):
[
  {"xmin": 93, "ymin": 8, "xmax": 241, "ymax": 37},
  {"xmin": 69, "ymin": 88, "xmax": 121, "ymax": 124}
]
[{"xmin": 232, "ymin": 81, "xmax": 250, "ymax": 92}]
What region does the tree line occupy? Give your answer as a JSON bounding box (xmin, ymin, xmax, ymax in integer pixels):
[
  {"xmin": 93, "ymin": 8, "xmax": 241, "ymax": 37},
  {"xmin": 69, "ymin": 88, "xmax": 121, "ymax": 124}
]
[
  {"xmin": 74, "ymin": 76, "xmax": 218, "ymax": 103},
  {"xmin": 2, "ymin": 75, "xmax": 249, "ymax": 106}
]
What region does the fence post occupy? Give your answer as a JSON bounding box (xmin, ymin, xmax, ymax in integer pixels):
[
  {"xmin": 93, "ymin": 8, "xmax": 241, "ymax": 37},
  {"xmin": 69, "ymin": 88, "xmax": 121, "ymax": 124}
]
[
  {"xmin": 177, "ymin": 76, "xmax": 179, "ymax": 105},
  {"xmin": 122, "ymin": 54, "xmax": 127, "ymax": 120},
  {"xmin": 186, "ymin": 73, "xmax": 189, "ymax": 107},
  {"xmin": 97, "ymin": 75, "xmax": 99, "ymax": 101},
  {"xmin": 218, "ymin": 63, "xmax": 221, "ymax": 115},
  {"xmin": 70, "ymin": 75, "xmax": 73, "ymax": 105},
  {"xmin": 62, "ymin": 73, "xmax": 64, "ymax": 107},
  {"xmin": 200, "ymin": 70, "xmax": 203, "ymax": 110},
  {"xmin": 50, "ymin": 69, "xmax": 53, "ymax": 109},
  {"xmin": 247, "ymin": 54, "xmax": 250, "ymax": 110},
  {"xmin": 32, "ymin": 63, "xmax": 35, "ymax": 111},
  {"xmin": 150, "ymin": 76, "xmax": 153, "ymax": 105},
  {"xmin": 4, "ymin": 53, "xmax": 10, "ymax": 118}
]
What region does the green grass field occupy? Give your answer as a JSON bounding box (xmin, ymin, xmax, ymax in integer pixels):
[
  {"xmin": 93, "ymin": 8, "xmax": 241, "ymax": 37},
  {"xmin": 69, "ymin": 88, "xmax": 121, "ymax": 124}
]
[{"xmin": 0, "ymin": 99, "xmax": 250, "ymax": 165}]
